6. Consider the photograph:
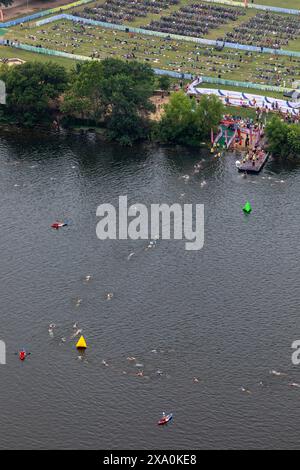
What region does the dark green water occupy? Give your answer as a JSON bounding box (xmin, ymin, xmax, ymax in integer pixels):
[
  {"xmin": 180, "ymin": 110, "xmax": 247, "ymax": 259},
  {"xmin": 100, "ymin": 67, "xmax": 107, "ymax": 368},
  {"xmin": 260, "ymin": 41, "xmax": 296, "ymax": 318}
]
[{"xmin": 0, "ymin": 129, "xmax": 300, "ymax": 449}]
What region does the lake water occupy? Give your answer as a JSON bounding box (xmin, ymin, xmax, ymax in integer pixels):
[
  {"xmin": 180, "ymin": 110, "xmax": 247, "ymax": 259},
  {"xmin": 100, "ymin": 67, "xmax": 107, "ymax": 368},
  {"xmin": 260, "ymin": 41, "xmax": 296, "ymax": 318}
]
[{"xmin": 0, "ymin": 129, "xmax": 299, "ymax": 449}]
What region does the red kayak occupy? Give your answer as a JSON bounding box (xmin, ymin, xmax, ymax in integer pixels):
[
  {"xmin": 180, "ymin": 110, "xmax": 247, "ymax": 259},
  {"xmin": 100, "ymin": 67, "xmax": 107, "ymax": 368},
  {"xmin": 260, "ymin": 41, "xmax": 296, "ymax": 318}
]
[
  {"xmin": 51, "ymin": 222, "xmax": 67, "ymax": 230},
  {"xmin": 19, "ymin": 350, "xmax": 26, "ymax": 361},
  {"xmin": 158, "ymin": 413, "xmax": 173, "ymax": 425}
]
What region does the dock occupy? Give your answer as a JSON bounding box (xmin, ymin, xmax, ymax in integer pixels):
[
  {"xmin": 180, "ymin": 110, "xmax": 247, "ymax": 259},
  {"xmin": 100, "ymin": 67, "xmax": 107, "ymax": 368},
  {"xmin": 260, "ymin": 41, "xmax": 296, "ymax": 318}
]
[
  {"xmin": 236, "ymin": 152, "xmax": 269, "ymax": 174},
  {"xmin": 212, "ymin": 116, "xmax": 270, "ymax": 174}
]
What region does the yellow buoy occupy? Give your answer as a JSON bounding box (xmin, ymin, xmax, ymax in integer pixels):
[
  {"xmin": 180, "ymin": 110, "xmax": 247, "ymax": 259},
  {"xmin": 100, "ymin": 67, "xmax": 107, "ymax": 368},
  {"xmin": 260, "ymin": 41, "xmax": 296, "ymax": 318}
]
[{"xmin": 76, "ymin": 335, "xmax": 87, "ymax": 349}]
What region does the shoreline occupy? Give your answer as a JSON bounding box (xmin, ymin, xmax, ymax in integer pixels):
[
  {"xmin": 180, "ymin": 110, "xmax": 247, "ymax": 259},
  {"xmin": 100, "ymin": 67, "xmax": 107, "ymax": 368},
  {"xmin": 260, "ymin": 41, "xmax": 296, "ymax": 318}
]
[{"xmin": 0, "ymin": 121, "xmax": 212, "ymax": 150}]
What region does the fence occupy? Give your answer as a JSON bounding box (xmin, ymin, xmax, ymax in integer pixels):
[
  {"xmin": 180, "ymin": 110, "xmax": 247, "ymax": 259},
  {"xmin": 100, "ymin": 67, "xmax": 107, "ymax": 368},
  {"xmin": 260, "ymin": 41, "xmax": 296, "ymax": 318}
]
[
  {"xmin": 0, "ymin": 39, "xmax": 93, "ymax": 62},
  {"xmin": 36, "ymin": 13, "xmax": 300, "ymax": 59},
  {"xmin": 201, "ymin": 0, "xmax": 300, "ymax": 15},
  {"xmin": 1, "ymin": 39, "xmax": 292, "ymax": 94},
  {"xmin": 199, "ymin": 76, "xmax": 290, "ymax": 93},
  {"xmin": 0, "ymin": 0, "xmax": 299, "ymax": 29},
  {"xmin": 2, "ymin": 0, "xmax": 300, "ymax": 28}
]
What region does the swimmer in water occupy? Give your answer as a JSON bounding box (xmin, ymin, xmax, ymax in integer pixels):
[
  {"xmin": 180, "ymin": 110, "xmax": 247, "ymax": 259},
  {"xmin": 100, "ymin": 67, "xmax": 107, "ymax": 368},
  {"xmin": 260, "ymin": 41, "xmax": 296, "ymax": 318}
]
[
  {"xmin": 70, "ymin": 328, "xmax": 82, "ymax": 339},
  {"xmin": 270, "ymin": 370, "xmax": 286, "ymax": 377},
  {"xmin": 85, "ymin": 275, "xmax": 92, "ymax": 282},
  {"xmin": 106, "ymin": 292, "xmax": 113, "ymax": 300},
  {"xmin": 289, "ymin": 382, "xmax": 300, "ymax": 388},
  {"xmin": 48, "ymin": 324, "xmax": 55, "ymax": 337},
  {"xmin": 146, "ymin": 240, "xmax": 157, "ymax": 250},
  {"xmin": 241, "ymin": 387, "xmax": 252, "ymax": 394}
]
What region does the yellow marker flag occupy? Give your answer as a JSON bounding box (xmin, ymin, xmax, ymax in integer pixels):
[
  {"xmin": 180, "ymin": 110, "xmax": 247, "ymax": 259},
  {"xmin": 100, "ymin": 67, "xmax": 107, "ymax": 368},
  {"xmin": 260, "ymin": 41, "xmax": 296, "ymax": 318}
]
[{"xmin": 76, "ymin": 335, "xmax": 87, "ymax": 349}]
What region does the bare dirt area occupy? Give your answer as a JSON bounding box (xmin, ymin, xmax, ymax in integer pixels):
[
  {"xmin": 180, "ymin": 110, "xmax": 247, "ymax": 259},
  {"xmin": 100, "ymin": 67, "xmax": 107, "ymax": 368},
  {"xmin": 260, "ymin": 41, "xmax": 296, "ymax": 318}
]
[
  {"xmin": 149, "ymin": 94, "xmax": 169, "ymax": 121},
  {"xmin": 1, "ymin": 0, "xmax": 73, "ymax": 21}
]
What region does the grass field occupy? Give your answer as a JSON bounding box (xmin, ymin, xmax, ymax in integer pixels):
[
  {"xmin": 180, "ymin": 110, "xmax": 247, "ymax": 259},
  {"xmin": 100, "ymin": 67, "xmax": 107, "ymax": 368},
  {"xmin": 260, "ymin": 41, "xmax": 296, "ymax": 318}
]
[
  {"xmin": 0, "ymin": 42, "xmax": 288, "ymax": 99},
  {"xmin": 57, "ymin": 0, "xmax": 300, "ymax": 51},
  {"xmin": 204, "ymin": 8, "xmax": 255, "ymax": 40},
  {"xmin": 4, "ymin": 18, "xmax": 300, "ymax": 88},
  {"xmin": 0, "ymin": 45, "xmax": 77, "ymax": 68},
  {"xmin": 206, "ymin": 0, "xmax": 300, "ymax": 8},
  {"xmin": 68, "ymin": 0, "xmax": 251, "ymax": 31},
  {"xmin": 1, "ymin": 0, "xmax": 299, "ymax": 102},
  {"xmin": 254, "ymin": 0, "xmax": 300, "ymax": 8}
]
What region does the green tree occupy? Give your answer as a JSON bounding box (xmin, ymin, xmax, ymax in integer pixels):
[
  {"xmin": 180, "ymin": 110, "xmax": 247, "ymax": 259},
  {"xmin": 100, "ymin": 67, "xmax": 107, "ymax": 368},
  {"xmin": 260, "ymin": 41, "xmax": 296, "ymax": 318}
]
[
  {"xmin": 62, "ymin": 59, "xmax": 155, "ymax": 144},
  {"xmin": 158, "ymin": 75, "xmax": 171, "ymax": 93},
  {"xmin": 158, "ymin": 91, "xmax": 196, "ymax": 145},
  {"xmin": 265, "ymin": 116, "xmax": 289, "ymax": 157},
  {"xmin": 61, "ymin": 61, "xmax": 104, "ymax": 121},
  {"xmin": 194, "ymin": 94, "xmax": 224, "ymax": 137},
  {"xmin": 287, "ymin": 124, "xmax": 300, "ymax": 157},
  {"xmin": 158, "ymin": 91, "xmax": 224, "ymax": 146},
  {"xmin": 0, "ymin": 61, "xmax": 68, "ymax": 126}
]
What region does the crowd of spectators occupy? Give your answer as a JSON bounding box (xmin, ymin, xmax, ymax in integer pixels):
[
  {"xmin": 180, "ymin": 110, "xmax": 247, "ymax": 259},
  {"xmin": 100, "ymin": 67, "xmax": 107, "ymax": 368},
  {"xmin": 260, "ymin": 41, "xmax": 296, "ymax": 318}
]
[
  {"xmin": 222, "ymin": 12, "xmax": 300, "ymax": 49},
  {"xmin": 74, "ymin": 0, "xmax": 179, "ymax": 24},
  {"xmin": 143, "ymin": 2, "xmax": 244, "ymax": 37}
]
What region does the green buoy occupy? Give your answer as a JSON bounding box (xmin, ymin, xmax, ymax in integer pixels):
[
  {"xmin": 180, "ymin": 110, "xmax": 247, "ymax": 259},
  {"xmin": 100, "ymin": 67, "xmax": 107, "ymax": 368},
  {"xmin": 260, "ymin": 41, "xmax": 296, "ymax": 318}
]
[{"xmin": 243, "ymin": 201, "xmax": 252, "ymax": 214}]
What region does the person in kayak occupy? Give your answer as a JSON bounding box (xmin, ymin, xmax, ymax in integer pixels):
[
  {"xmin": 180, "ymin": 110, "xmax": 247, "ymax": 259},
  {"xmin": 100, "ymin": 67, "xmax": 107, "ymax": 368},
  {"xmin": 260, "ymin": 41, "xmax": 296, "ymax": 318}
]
[
  {"xmin": 17, "ymin": 349, "xmax": 30, "ymax": 361},
  {"xmin": 19, "ymin": 350, "xmax": 26, "ymax": 361},
  {"xmin": 51, "ymin": 222, "xmax": 67, "ymax": 230},
  {"xmin": 158, "ymin": 412, "xmax": 173, "ymax": 425}
]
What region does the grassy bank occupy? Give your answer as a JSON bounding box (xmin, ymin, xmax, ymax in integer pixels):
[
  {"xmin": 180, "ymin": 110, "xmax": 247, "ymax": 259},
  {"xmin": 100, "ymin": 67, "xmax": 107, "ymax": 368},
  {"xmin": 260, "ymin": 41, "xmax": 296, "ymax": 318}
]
[
  {"xmin": 4, "ymin": 19, "xmax": 300, "ymax": 88},
  {"xmin": 0, "ymin": 45, "xmax": 77, "ymax": 68},
  {"xmin": 254, "ymin": 0, "xmax": 300, "ymax": 8}
]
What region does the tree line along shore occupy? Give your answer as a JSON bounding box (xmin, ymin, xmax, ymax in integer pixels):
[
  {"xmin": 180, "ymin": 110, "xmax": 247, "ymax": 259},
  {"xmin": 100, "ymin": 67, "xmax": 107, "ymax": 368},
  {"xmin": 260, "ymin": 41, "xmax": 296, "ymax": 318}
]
[{"xmin": 0, "ymin": 57, "xmax": 298, "ymax": 156}]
